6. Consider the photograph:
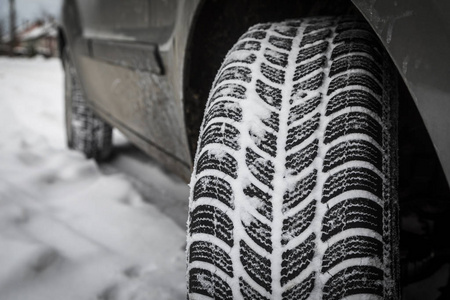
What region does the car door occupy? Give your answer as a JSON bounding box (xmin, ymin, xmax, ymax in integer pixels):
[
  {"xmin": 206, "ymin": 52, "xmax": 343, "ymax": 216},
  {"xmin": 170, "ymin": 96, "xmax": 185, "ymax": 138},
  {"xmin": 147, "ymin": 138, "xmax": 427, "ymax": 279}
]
[{"xmin": 73, "ymin": 0, "xmax": 191, "ymax": 175}]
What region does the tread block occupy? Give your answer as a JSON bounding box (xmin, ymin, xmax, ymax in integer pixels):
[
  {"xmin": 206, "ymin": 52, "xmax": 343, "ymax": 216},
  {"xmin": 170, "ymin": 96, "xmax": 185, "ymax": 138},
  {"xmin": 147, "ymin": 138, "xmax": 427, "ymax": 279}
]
[
  {"xmin": 288, "ymin": 94, "xmax": 322, "ymax": 125},
  {"xmin": 321, "ymin": 197, "xmax": 383, "ymax": 242},
  {"xmin": 327, "ymin": 73, "xmax": 381, "ymax": 96},
  {"xmin": 197, "ymin": 149, "xmax": 238, "ymax": 179},
  {"xmin": 321, "ymin": 236, "xmax": 382, "ymax": 273},
  {"xmin": 210, "ymin": 83, "xmax": 246, "ymax": 107},
  {"xmin": 334, "ymin": 29, "xmax": 378, "ymax": 47},
  {"xmin": 335, "ymin": 21, "xmax": 373, "ymax": 33},
  {"xmin": 221, "ymin": 53, "xmax": 257, "ymax": 70},
  {"xmin": 282, "ymin": 201, "xmax": 316, "ymax": 246},
  {"xmin": 261, "ymin": 62, "xmax": 286, "ymax": 84},
  {"xmin": 304, "ymin": 21, "xmax": 334, "ymax": 34},
  {"xmin": 283, "ymin": 170, "xmax": 317, "ymax": 213},
  {"xmin": 256, "ymin": 79, "xmax": 283, "ymax": 110},
  {"xmin": 189, "ymin": 241, "xmax": 234, "ymax": 277},
  {"xmin": 331, "ymin": 42, "xmax": 381, "ymax": 62},
  {"xmin": 189, "ymin": 268, "xmax": 233, "ymax": 300},
  {"xmin": 261, "ymin": 111, "xmax": 280, "ymax": 131},
  {"xmin": 281, "ymin": 272, "xmax": 315, "ymax": 300},
  {"xmin": 243, "ymin": 183, "xmax": 273, "ymax": 221},
  {"xmin": 240, "ymin": 277, "xmax": 270, "ymax": 300},
  {"xmin": 268, "ymin": 35, "xmax": 293, "ymax": 51},
  {"xmin": 190, "ymin": 205, "xmax": 234, "ymax": 247},
  {"xmin": 274, "ymin": 26, "xmax": 298, "ymax": 37},
  {"xmin": 300, "ymin": 29, "xmax": 332, "ymax": 47},
  {"xmin": 281, "ymin": 233, "xmax": 316, "ymax": 285},
  {"xmin": 205, "ymin": 100, "xmax": 242, "ymax": 124},
  {"xmin": 329, "ymin": 55, "xmax": 381, "ymax": 82},
  {"xmin": 246, "ymin": 147, "xmax": 275, "ymax": 189},
  {"xmin": 286, "ymin": 113, "xmax": 320, "ymax": 151},
  {"xmin": 201, "ymin": 122, "xmax": 240, "ymax": 151},
  {"xmin": 294, "ymin": 56, "xmax": 326, "ymax": 81},
  {"xmin": 264, "ymin": 48, "xmax": 288, "ymax": 67},
  {"xmin": 324, "ymin": 112, "xmax": 382, "ymax": 145},
  {"xmin": 325, "ymin": 90, "xmax": 381, "ymax": 117},
  {"xmin": 241, "ymin": 30, "xmax": 267, "ymax": 40},
  {"xmin": 293, "ymin": 72, "xmax": 324, "ymax": 92},
  {"xmin": 193, "ymin": 175, "xmax": 234, "ymax": 209},
  {"xmin": 285, "ymin": 139, "xmax": 318, "ymax": 176},
  {"xmin": 249, "ymin": 129, "xmax": 277, "ymax": 157},
  {"xmin": 216, "ymin": 66, "xmax": 252, "ymax": 86},
  {"xmin": 323, "ymin": 139, "xmax": 382, "ymax": 172},
  {"xmin": 323, "ymin": 266, "xmax": 383, "ymax": 300},
  {"xmin": 296, "ymin": 41, "xmax": 329, "ymax": 63},
  {"xmin": 240, "ymin": 240, "xmax": 272, "ymax": 293},
  {"xmin": 322, "ymin": 167, "xmax": 382, "ymax": 203},
  {"xmin": 242, "ymin": 216, "xmax": 272, "ymax": 253},
  {"xmin": 233, "ymin": 40, "xmax": 261, "ymax": 52}
]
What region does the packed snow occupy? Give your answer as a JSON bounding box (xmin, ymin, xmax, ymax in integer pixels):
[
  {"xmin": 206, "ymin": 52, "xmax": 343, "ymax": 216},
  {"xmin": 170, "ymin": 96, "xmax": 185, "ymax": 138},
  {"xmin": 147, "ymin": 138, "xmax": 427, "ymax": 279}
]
[{"xmin": 0, "ymin": 57, "xmax": 187, "ymax": 300}]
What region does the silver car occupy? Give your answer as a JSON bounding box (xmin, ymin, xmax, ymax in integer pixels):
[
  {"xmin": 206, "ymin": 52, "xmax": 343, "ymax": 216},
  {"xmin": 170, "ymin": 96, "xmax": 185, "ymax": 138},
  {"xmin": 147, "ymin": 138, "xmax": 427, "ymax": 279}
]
[{"xmin": 59, "ymin": 0, "xmax": 450, "ymax": 298}]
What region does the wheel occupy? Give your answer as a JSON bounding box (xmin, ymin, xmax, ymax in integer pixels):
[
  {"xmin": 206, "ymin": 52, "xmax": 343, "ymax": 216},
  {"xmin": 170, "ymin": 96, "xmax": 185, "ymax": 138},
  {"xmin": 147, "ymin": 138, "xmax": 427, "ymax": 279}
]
[
  {"xmin": 187, "ymin": 16, "xmax": 399, "ymax": 299},
  {"xmin": 63, "ymin": 48, "xmax": 113, "ymax": 160}
]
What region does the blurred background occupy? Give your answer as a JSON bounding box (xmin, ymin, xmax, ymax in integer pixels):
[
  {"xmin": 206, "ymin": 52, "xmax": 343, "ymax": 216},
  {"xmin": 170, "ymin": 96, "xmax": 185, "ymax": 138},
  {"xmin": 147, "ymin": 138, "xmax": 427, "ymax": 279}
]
[
  {"xmin": 0, "ymin": 1, "xmax": 449, "ymax": 300},
  {"xmin": 0, "ymin": 0, "xmax": 61, "ymax": 57}
]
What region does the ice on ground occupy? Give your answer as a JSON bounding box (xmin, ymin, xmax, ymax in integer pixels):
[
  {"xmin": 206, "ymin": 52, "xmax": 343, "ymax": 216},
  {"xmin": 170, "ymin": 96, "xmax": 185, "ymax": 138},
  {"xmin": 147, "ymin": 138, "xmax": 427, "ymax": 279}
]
[{"xmin": 0, "ymin": 57, "xmax": 186, "ymax": 300}]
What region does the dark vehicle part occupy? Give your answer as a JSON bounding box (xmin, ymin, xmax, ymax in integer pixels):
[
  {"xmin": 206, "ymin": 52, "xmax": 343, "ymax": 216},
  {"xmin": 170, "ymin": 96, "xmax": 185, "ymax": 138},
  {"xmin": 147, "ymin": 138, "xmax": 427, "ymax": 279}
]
[
  {"xmin": 187, "ymin": 17, "xmax": 399, "ymax": 300},
  {"xmin": 352, "ymin": 0, "xmax": 450, "ymax": 185},
  {"xmin": 64, "ymin": 48, "xmax": 113, "ymax": 160}
]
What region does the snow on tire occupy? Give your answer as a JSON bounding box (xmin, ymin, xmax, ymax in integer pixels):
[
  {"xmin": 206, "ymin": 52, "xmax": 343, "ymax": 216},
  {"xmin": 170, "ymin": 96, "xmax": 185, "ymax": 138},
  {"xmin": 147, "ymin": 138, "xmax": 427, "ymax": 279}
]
[
  {"xmin": 64, "ymin": 49, "xmax": 113, "ymax": 160},
  {"xmin": 187, "ymin": 17, "xmax": 399, "ymax": 300}
]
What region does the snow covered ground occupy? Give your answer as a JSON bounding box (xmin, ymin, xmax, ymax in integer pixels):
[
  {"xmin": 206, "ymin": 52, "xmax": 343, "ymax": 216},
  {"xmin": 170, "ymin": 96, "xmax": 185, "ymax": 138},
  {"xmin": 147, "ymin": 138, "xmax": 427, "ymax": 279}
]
[
  {"xmin": 1, "ymin": 56, "xmax": 448, "ymax": 300},
  {"xmin": 0, "ymin": 57, "xmax": 187, "ymax": 300}
]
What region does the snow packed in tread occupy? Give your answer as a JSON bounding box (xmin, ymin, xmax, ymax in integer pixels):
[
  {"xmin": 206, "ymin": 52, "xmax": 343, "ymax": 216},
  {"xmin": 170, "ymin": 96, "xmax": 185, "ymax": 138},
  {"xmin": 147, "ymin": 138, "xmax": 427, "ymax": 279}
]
[
  {"xmin": 323, "ymin": 266, "xmax": 383, "ymax": 300},
  {"xmin": 189, "ymin": 241, "xmax": 234, "ymax": 277},
  {"xmin": 240, "ymin": 240, "xmax": 272, "ymax": 293},
  {"xmin": 189, "ymin": 268, "xmax": 233, "ymax": 300},
  {"xmin": 188, "ymin": 16, "xmax": 397, "ymax": 300},
  {"xmin": 193, "ymin": 175, "xmax": 234, "ymax": 209},
  {"xmin": 239, "ymin": 277, "xmax": 270, "ymax": 300},
  {"xmin": 282, "ymin": 170, "xmax": 317, "ymax": 213},
  {"xmin": 281, "ymin": 233, "xmax": 316, "ymax": 285},
  {"xmin": 321, "ymin": 197, "xmax": 383, "ymax": 242},
  {"xmin": 196, "ymin": 149, "xmax": 238, "ymax": 179},
  {"xmin": 189, "ymin": 205, "xmax": 234, "ymax": 247},
  {"xmin": 321, "ymin": 235, "xmax": 382, "ymax": 273},
  {"xmin": 281, "ymin": 272, "xmax": 315, "ymax": 300}
]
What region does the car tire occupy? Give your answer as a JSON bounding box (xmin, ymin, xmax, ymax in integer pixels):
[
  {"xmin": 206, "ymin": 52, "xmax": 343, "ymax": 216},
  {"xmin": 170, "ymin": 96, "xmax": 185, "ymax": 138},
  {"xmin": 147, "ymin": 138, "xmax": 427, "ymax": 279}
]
[
  {"xmin": 187, "ymin": 17, "xmax": 399, "ymax": 299},
  {"xmin": 63, "ymin": 48, "xmax": 113, "ymax": 160}
]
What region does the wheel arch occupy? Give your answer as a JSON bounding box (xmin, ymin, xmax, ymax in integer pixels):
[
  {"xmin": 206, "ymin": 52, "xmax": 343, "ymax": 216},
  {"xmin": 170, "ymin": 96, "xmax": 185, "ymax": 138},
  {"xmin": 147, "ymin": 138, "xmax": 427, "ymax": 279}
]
[
  {"xmin": 182, "ymin": 0, "xmax": 358, "ymax": 160},
  {"xmin": 183, "ymin": 0, "xmax": 450, "ymax": 186},
  {"xmin": 351, "ymin": 0, "xmax": 450, "ymax": 185}
]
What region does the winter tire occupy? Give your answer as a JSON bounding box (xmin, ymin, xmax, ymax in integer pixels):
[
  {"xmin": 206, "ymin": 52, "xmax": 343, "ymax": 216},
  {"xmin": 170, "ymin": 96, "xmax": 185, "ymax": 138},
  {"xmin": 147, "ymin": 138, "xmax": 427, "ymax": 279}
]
[
  {"xmin": 187, "ymin": 17, "xmax": 399, "ymax": 300},
  {"xmin": 63, "ymin": 48, "xmax": 113, "ymax": 160}
]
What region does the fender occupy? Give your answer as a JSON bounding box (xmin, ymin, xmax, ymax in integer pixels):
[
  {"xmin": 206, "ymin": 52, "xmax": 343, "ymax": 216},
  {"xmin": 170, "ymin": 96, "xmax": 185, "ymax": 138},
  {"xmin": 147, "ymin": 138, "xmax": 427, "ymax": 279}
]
[{"xmin": 352, "ymin": 0, "xmax": 450, "ymax": 184}]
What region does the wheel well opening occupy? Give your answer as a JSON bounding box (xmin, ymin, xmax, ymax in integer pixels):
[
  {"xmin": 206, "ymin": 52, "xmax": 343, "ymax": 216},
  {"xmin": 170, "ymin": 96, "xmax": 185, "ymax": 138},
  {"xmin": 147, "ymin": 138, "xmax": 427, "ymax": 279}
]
[
  {"xmin": 183, "ymin": 0, "xmax": 358, "ymax": 160},
  {"xmin": 183, "ymin": 0, "xmax": 450, "ymax": 287}
]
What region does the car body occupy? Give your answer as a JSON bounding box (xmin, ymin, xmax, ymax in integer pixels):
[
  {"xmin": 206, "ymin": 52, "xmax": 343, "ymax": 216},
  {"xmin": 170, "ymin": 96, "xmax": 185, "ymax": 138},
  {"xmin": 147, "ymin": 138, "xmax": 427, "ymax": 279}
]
[
  {"xmin": 58, "ymin": 0, "xmax": 450, "ymax": 297},
  {"xmin": 58, "ymin": 0, "xmax": 450, "ymax": 185}
]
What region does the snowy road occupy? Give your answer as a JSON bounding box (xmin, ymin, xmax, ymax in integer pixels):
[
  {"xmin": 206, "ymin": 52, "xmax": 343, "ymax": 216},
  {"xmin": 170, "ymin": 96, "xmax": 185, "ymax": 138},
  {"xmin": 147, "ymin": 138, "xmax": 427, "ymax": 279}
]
[
  {"xmin": 0, "ymin": 57, "xmax": 187, "ymax": 300},
  {"xmin": 2, "ymin": 56, "xmax": 449, "ymax": 300}
]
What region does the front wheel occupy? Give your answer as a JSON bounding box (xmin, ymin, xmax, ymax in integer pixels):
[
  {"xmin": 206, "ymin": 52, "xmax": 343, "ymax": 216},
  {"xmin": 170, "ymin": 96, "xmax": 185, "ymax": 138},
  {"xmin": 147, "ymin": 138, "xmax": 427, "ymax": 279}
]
[{"xmin": 187, "ymin": 16, "xmax": 399, "ymax": 300}]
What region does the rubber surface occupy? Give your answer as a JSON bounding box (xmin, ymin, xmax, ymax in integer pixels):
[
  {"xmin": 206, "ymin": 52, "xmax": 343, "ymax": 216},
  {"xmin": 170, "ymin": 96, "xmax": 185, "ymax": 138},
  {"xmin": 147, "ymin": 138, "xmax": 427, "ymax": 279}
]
[
  {"xmin": 187, "ymin": 17, "xmax": 399, "ymax": 300},
  {"xmin": 64, "ymin": 49, "xmax": 113, "ymax": 160}
]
